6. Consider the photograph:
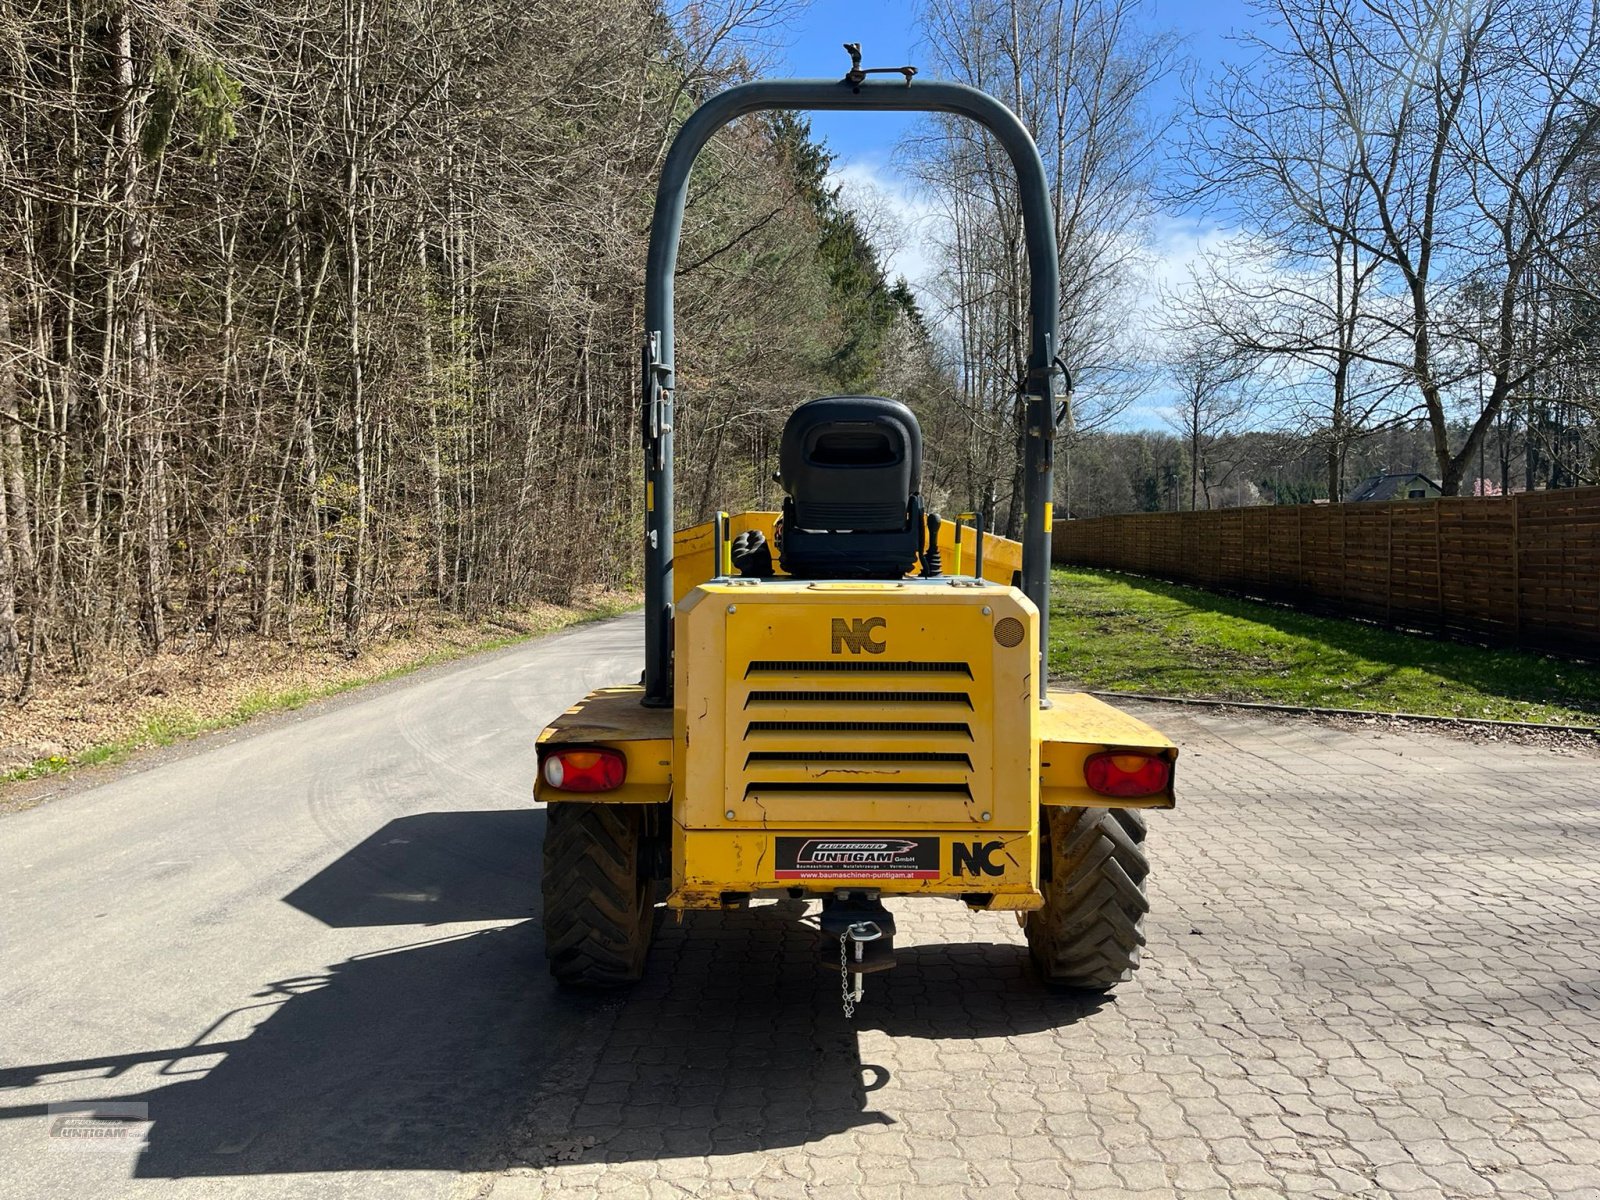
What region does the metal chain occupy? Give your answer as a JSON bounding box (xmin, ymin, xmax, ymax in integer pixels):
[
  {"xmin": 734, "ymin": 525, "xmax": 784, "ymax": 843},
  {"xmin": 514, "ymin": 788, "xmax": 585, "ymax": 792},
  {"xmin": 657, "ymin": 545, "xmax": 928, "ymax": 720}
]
[{"xmin": 839, "ymin": 932, "xmax": 855, "ymax": 1020}]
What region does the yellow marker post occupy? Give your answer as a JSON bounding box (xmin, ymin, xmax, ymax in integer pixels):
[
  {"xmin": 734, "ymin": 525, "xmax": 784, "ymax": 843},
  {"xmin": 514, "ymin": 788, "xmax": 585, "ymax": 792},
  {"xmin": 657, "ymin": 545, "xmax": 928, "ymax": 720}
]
[
  {"xmin": 717, "ymin": 512, "xmax": 733, "ymax": 576},
  {"xmin": 953, "ymin": 513, "xmax": 979, "ymax": 578}
]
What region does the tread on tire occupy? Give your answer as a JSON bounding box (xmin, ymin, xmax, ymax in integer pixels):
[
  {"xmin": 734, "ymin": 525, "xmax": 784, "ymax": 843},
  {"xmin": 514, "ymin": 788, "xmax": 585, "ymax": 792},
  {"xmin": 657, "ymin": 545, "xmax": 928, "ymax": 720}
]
[
  {"xmin": 541, "ymin": 802, "xmax": 656, "ymax": 987},
  {"xmin": 1025, "ymin": 805, "xmax": 1149, "ymax": 991}
]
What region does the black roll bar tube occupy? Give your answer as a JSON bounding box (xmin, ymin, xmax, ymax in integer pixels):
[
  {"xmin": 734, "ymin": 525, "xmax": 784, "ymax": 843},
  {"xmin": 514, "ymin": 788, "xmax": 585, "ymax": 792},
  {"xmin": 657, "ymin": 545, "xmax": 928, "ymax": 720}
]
[{"xmin": 641, "ymin": 75, "xmax": 1060, "ymax": 707}]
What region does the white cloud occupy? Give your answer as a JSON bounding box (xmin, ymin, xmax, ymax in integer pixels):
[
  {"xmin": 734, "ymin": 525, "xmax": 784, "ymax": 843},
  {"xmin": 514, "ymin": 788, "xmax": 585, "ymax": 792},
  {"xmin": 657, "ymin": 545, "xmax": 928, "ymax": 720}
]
[
  {"xmin": 821, "ymin": 166, "xmax": 1320, "ymax": 432},
  {"xmin": 826, "ymin": 155, "xmax": 942, "ymax": 302},
  {"xmin": 1130, "ymin": 215, "xmax": 1273, "ymax": 340}
]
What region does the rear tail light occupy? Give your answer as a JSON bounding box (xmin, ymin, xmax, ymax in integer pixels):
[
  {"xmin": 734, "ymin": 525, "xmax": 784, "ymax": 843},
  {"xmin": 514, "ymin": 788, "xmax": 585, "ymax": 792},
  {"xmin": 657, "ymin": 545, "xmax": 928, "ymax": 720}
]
[
  {"xmin": 541, "ymin": 748, "xmax": 626, "ymax": 793},
  {"xmin": 1084, "ymin": 751, "xmax": 1171, "ymax": 798}
]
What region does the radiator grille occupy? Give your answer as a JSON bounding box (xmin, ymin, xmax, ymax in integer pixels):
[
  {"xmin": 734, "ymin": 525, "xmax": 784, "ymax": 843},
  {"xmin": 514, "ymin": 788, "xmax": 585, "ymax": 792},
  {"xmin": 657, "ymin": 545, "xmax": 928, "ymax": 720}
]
[
  {"xmin": 745, "ymin": 751, "xmax": 972, "ymax": 765},
  {"xmin": 736, "ymin": 658, "xmax": 983, "ymax": 811},
  {"xmin": 744, "ymin": 782, "xmax": 971, "ymax": 796},
  {"xmin": 746, "ymin": 690, "xmax": 972, "ymax": 707},
  {"xmin": 747, "ymin": 660, "xmax": 972, "ymax": 676},
  {"xmin": 746, "ymin": 720, "xmax": 971, "ymax": 734}
]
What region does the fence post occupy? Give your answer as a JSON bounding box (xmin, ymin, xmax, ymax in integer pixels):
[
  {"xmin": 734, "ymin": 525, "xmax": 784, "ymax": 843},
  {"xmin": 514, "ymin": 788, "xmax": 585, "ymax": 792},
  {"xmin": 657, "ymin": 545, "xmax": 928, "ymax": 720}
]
[
  {"xmin": 1296, "ymin": 506, "xmax": 1304, "ymax": 599},
  {"xmin": 1511, "ymin": 495, "xmax": 1521, "ymax": 646},
  {"xmin": 1434, "ymin": 501, "xmax": 1443, "ymax": 627},
  {"xmin": 1385, "ymin": 504, "xmax": 1393, "ymax": 626},
  {"xmin": 1264, "ymin": 507, "xmax": 1272, "ymax": 593},
  {"xmin": 1340, "ymin": 503, "xmax": 1348, "ymax": 606}
]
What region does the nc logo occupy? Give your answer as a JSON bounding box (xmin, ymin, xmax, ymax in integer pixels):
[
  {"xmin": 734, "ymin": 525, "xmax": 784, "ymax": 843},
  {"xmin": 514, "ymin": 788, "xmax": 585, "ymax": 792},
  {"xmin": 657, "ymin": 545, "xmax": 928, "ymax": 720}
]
[
  {"xmin": 830, "ymin": 617, "xmax": 887, "ymax": 655},
  {"xmin": 952, "ymin": 840, "xmax": 1006, "ymax": 877}
]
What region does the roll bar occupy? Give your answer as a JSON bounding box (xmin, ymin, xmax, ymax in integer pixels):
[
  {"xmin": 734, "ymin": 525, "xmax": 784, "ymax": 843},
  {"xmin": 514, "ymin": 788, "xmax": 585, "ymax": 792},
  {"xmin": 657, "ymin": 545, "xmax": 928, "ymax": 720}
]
[{"xmin": 642, "ymin": 74, "xmax": 1060, "ymax": 707}]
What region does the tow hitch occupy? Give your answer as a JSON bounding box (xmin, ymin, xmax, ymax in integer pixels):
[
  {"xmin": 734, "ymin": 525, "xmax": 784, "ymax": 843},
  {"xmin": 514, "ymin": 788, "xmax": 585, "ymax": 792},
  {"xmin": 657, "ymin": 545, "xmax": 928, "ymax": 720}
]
[{"xmin": 820, "ymin": 892, "xmax": 896, "ymax": 1018}]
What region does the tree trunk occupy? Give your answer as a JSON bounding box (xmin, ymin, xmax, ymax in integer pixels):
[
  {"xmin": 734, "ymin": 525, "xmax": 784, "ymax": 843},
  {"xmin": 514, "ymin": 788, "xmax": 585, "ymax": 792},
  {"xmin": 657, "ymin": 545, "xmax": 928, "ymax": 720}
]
[
  {"xmin": 113, "ymin": 3, "xmax": 168, "ymax": 651},
  {"xmin": 1189, "ymin": 396, "xmax": 1200, "ymax": 512},
  {"xmin": 340, "ymin": 0, "xmax": 368, "ymax": 653},
  {"xmin": 0, "ymin": 295, "xmax": 35, "ymax": 590},
  {"xmin": 0, "ymin": 292, "xmax": 20, "ymax": 676},
  {"xmin": 418, "ymin": 226, "xmax": 447, "ymax": 601}
]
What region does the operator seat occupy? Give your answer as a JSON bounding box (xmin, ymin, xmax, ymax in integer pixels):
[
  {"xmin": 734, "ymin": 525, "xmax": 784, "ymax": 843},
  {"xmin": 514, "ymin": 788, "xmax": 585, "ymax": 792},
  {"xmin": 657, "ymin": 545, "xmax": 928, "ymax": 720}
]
[{"xmin": 776, "ymin": 396, "xmax": 924, "ymax": 579}]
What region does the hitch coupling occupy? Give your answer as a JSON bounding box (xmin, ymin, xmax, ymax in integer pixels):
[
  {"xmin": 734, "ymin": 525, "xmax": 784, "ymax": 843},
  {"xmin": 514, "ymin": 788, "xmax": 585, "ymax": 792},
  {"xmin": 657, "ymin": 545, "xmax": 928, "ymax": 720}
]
[{"xmin": 820, "ymin": 893, "xmax": 897, "ymax": 1018}]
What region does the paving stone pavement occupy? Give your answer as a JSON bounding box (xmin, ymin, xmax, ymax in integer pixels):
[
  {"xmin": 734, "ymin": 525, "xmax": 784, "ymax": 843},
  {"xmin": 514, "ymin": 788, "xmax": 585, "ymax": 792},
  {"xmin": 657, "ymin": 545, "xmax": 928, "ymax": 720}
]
[{"xmin": 474, "ymin": 706, "xmax": 1600, "ymax": 1200}]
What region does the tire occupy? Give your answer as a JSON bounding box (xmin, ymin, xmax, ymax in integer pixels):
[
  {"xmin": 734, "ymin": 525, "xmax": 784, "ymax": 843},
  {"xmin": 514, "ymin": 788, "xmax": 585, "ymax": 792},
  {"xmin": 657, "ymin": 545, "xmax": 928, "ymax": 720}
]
[
  {"xmin": 1025, "ymin": 806, "xmax": 1149, "ymax": 991},
  {"xmin": 541, "ymin": 802, "xmax": 657, "ymax": 987}
]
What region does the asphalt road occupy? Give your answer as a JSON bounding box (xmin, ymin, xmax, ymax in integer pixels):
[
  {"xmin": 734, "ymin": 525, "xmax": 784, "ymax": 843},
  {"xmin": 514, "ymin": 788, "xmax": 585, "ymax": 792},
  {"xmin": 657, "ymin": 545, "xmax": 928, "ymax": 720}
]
[
  {"xmin": 3, "ymin": 613, "xmax": 1598, "ymax": 1199},
  {"xmin": 0, "ymin": 615, "xmax": 645, "ymax": 1200}
]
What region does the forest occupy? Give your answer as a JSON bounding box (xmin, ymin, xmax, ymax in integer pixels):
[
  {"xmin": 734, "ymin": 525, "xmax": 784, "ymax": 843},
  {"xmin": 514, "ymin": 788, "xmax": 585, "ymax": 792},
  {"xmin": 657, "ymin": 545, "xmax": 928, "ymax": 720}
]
[
  {"xmin": 0, "ymin": 0, "xmax": 940, "ymax": 689},
  {"xmin": 2, "ymin": 0, "xmax": 1598, "ymax": 694}
]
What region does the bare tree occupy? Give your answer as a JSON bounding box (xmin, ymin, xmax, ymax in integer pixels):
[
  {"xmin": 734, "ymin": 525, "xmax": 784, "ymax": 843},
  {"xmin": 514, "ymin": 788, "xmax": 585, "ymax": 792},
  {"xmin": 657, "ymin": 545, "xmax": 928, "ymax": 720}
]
[
  {"xmin": 1170, "ymin": 123, "xmax": 1410, "ymax": 501},
  {"xmin": 1187, "ymin": 0, "xmax": 1600, "ymax": 494},
  {"xmin": 908, "ymin": 0, "xmax": 1176, "ymax": 533},
  {"xmin": 1159, "ymin": 330, "xmax": 1258, "ymax": 510}
]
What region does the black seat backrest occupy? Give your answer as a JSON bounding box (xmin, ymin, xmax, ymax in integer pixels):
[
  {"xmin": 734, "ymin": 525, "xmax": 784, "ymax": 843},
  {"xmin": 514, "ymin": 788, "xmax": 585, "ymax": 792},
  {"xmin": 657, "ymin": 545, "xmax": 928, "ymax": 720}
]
[
  {"xmin": 776, "ymin": 396, "xmax": 923, "ymax": 579},
  {"xmin": 778, "ymin": 396, "xmax": 922, "ymax": 531}
]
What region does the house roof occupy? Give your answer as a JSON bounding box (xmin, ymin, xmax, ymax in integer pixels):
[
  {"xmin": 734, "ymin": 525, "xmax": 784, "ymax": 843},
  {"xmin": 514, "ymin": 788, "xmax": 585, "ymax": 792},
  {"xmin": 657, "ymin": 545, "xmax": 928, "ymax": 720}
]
[{"xmin": 1347, "ymin": 472, "xmax": 1443, "ymax": 502}]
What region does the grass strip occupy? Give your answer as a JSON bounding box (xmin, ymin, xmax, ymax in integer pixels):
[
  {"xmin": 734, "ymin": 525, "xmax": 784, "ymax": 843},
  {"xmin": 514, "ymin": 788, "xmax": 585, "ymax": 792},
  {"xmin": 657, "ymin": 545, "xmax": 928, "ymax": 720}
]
[
  {"xmin": 2, "ymin": 599, "xmax": 633, "ymax": 786},
  {"xmin": 1049, "ymin": 567, "xmax": 1600, "ymax": 726}
]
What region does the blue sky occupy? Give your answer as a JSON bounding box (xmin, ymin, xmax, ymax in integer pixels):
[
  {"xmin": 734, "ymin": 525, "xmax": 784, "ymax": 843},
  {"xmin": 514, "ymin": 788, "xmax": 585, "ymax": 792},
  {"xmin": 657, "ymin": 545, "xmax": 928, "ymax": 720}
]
[
  {"xmin": 777, "ymin": 0, "xmax": 1256, "ymax": 172},
  {"xmin": 771, "ymin": 1, "xmax": 1262, "ymax": 430}
]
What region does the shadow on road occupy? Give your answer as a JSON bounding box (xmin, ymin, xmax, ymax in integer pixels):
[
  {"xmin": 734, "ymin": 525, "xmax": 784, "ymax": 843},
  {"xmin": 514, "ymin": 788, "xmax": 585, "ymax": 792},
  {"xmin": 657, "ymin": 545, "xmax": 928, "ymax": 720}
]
[
  {"xmin": 284, "ymin": 808, "xmax": 544, "ymax": 927},
  {"xmin": 0, "ymin": 810, "xmax": 1101, "ymax": 1179}
]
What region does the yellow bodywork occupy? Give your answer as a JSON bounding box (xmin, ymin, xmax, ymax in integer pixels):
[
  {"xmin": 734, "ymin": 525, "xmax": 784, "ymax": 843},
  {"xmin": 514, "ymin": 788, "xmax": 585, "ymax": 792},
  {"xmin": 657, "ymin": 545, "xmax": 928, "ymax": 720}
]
[
  {"xmin": 670, "ymin": 579, "xmax": 1041, "ymax": 907},
  {"xmin": 537, "ymin": 518, "xmax": 1175, "ymax": 913},
  {"xmin": 535, "ymin": 686, "xmax": 672, "ymax": 806},
  {"xmin": 1040, "ymin": 693, "xmax": 1178, "ymax": 809},
  {"xmin": 673, "ymin": 512, "xmax": 1023, "ymax": 604}
]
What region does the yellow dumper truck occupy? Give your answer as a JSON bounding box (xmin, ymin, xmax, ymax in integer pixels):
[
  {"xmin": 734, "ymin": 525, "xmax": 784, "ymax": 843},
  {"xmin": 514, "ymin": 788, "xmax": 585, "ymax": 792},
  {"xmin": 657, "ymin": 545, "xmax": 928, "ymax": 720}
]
[{"xmin": 534, "ymin": 58, "xmax": 1176, "ymax": 1010}]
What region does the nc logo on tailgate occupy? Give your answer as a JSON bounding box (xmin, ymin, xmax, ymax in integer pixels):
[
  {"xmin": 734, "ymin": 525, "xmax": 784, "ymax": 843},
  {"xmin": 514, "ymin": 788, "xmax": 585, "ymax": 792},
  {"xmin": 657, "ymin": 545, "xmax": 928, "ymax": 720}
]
[
  {"xmin": 830, "ymin": 617, "xmax": 886, "ymax": 655},
  {"xmin": 952, "ymin": 840, "xmax": 1006, "ymax": 877}
]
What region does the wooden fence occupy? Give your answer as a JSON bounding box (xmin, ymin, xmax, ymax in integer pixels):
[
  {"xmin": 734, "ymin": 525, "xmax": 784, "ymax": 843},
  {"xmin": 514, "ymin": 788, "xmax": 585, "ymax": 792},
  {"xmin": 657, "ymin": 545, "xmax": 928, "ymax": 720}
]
[{"xmin": 1051, "ymin": 487, "xmax": 1600, "ymax": 655}]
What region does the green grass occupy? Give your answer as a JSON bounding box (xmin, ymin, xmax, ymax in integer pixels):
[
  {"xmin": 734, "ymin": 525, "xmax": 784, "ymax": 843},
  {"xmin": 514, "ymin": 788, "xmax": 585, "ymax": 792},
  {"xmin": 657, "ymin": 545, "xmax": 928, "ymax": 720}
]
[
  {"xmin": 1, "ymin": 598, "xmax": 634, "ymax": 787},
  {"xmin": 1049, "ymin": 567, "xmax": 1600, "ymax": 726}
]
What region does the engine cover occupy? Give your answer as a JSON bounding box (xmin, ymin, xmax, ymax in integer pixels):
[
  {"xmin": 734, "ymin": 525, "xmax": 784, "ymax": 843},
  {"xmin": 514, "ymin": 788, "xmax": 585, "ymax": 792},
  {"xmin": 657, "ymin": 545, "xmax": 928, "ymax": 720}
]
[{"xmin": 669, "ymin": 579, "xmax": 1043, "ymax": 906}]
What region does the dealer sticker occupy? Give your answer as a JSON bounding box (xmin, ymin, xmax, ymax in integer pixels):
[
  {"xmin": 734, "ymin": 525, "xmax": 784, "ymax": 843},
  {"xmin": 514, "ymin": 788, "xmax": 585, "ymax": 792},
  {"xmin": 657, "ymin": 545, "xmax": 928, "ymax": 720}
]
[{"xmin": 774, "ymin": 837, "xmax": 940, "ymax": 880}]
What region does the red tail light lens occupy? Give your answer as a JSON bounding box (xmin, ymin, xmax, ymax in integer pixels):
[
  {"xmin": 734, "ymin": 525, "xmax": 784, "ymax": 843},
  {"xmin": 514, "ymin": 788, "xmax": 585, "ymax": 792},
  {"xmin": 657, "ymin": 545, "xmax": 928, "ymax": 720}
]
[
  {"xmin": 1084, "ymin": 751, "xmax": 1171, "ymax": 798},
  {"xmin": 541, "ymin": 748, "xmax": 626, "ymax": 792}
]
